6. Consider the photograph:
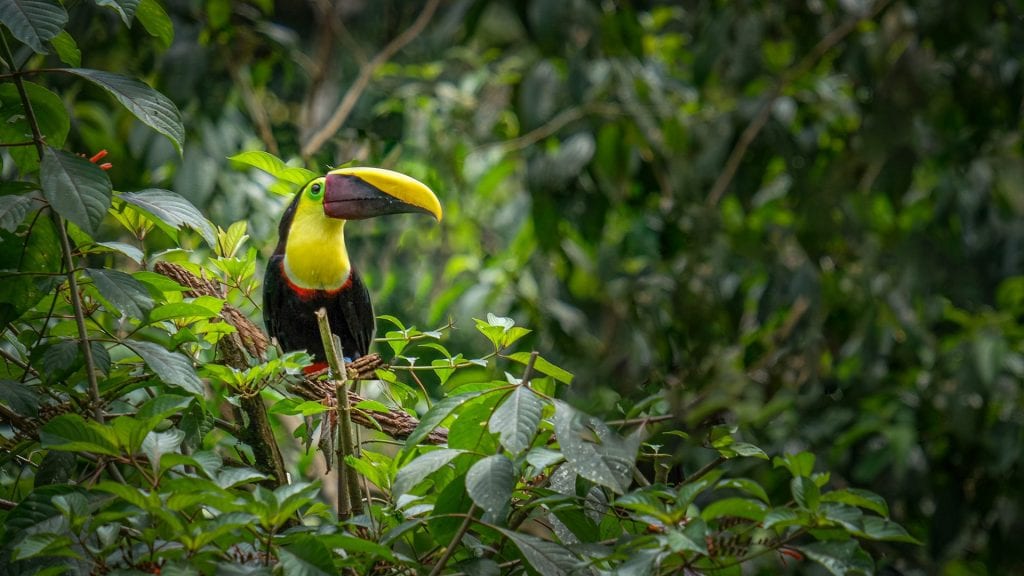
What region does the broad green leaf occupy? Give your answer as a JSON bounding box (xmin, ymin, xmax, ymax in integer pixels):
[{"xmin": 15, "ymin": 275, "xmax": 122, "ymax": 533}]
[
  {"xmin": 489, "ymin": 385, "xmax": 544, "ymax": 454},
  {"xmin": 11, "ymin": 532, "xmax": 75, "ymax": 561},
  {"xmin": 792, "ymin": 476, "xmax": 820, "ymax": 511},
  {"xmin": 277, "ymin": 535, "xmax": 336, "ymax": 576},
  {"xmin": 126, "ymin": 341, "xmax": 203, "ymax": 395},
  {"xmin": 86, "ymin": 267, "xmax": 154, "ymax": 319},
  {"xmin": 856, "ymin": 516, "xmax": 920, "ymax": 544},
  {"xmin": 142, "ymin": 429, "xmax": 185, "ymax": 471},
  {"xmin": 148, "ymin": 301, "xmax": 221, "ymax": 323},
  {"xmin": 118, "ymin": 189, "xmax": 216, "ymax": 246},
  {"xmin": 796, "ymin": 540, "xmax": 874, "ymax": 576},
  {"xmin": 92, "ymin": 240, "xmax": 143, "ymax": 263},
  {"xmin": 700, "ymin": 497, "xmax": 768, "ymax": 522},
  {"xmin": 0, "ymin": 0, "xmax": 67, "ymax": 53},
  {"xmin": 49, "ymin": 29, "xmax": 79, "ymax": 66},
  {"xmin": 393, "ymin": 448, "xmax": 465, "ymax": 496},
  {"xmin": 216, "ymin": 467, "xmax": 268, "ymax": 489},
  {"xmin": 95, "ymin": 0, "xmax": 139, "ymax": 26},
  {"xmin": 773, "ymin": 452, "xmax": 816, "ymax": 478},
  {"xmin": 402, "ymin": 391, "xmax": 484, "ymax": 448},
  {"xmin": 62, "ymin": 68, "xmax": 184, "ymax": 154},
  {"xmin": 821, "ymin": 488, "xmax": 889, "ymax": 518},
  {"xmin": 506, "ymin": 351, "xmax": 574, "ymax": 384},
  {"xmin": 228, "ymin": 151, "xmax": 317, "ymax": 186},
  {"xmin": 137, "ymin": 394, "xmax": 193, "ymax": 422},
  {"xmin": 553, "ymin": 401, "xmax": 637, "ymax": 494},
  {"xmin": 0, "ymin": 215, "xmax": 62, "ymax": 329},
  {"xmin": 466, "ymin": 454, "xmax": 515, "ymax": 523},
  {"xmin": 716, "ymin": 478, "xmax": 770, "ymax": 504},
  {"xmin": 39, "ymin": 413, "xmax": 120, "ymax": 456},
  {"xmin": 0, "ymin": 378, "xmax": 40, "ymax": 416},
  {"xmin": 0, "ymin": 82, "xmax": 69, "ymax": 172},
  {"xmin": 40, "ymin": 147, "xmax": 111, "ymax": 237},
  {"xmin": 136, "ymin": 0, "xmax": 172, "ymax": 49},
  {"xmin": 497, "ymin": 528, "xmax": 577, "ymax": 576},
  {"xmin": 763, "ymin": 508, "xmax": 801, "ymax": 530}
]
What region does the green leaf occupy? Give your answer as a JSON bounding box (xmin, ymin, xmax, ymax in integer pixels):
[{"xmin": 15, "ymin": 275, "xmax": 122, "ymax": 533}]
[
  {"xmin": 278, "ymin": 535, "xmax": 338, "ymax": 576},
  {"xmin": 796, "ymin": 540, "xmax": 874, "ymax": 576},
  {"xmin": 148, "ymin": 301, "xmax": 221, "ymax": 323},
  {"xmin": 716, "ymin": 478, "xmax": 770, "ymax": 504},
  {"xmin": 763, "ymin": 508, "xmax": 801, "ymax": 530},
  {"xmin": 553, "ymin": 401, "xmax": 636, "ymax": 494},
  {"xmin": 497, "ymin": 528, "xmax": 577, "ymax": 576},
  {"xmin": 821, "ymin": 488, "xmax": 889, "ymax": 518},
  {"xmin": 135, "ymin": 0, "xmax": 173, "ymax": 49},
  {"xmin": 489, "ymin": 385, "xmax": 544, "ymax": 454},
  {"xmin": 466, "ymin": 454, "xmax": 515, "ymax": 523},
  {"xmin": 0, "ymin": 0, "xmax": 67, "ymax": 53},
  {"xmin": 40, "ymin": 147, "xmax": 111, "ymax": 237},
  {"xmin": 792, "ymin": 476, "xmax": 820, "ymax": 511},
  {"xmin": 0, "ymin": 82, "xmax": 69, "ymax": 173},
  {"xmin": 95, "ymin": 241, "xmax": 144, "ymax": 264},
  {"xmin": 142, "ymin": 429, "xmax": 185, "ymax": 469},
  {"xmin": 94, "ymin": 0, "xmax": 139, "ymax": 26},
  {"xmin": 856, "ymin": 516, "xmax": 920, "ymax": 544},
  {"xmin": 393, "ymin": 448, "xmax": 465, "ymax": 496},
  {"xmin": 39, "ymin": 413, "xmax": 120, "ymax": 456},
  {"xmin": 216, "ymin": 466, "xmax": 268, "ymax": 489},
  {"xmin": 0, "ymin": 215, "xmax": 62, "ymax": 329},
  {"xmin": 0, "ymin": 378, "xmax": 40, "ymax": 416},
  {"xmin": 228, "ymin": 151, "xmax": 317, "ymax": 186},
  {"xmin": 12, "ymin": 532, "xmax": 76, "ymax": 561},
  {"xmin": 402, "ymin": 391, "xmax": 484, "ymax": 448},
  {"xmin": 773, "ymin": 452, "xmax": 816, "ymax": 478},
  {"xmin": 48, "ymin": 29, "xmax": 79, "ymax": 66},
  {"xmin": 126, "ymin": 340, "xmax": 203, "ymax": 395},
  {"xmin": 700, "ymin": 497, "xmax": 768, "ymax": 522},
  {"xmin": 86, "ymin": 267, "xmax": 154, "ymax": 319},
  {"xmin": 506, "ymin": 351, "xmax": 574, "ymax": 384},
  {"xmin": 118, "ymin": 189, "xmax": 216, "ymax": 246},
  {"xmin": 62, "ymin": 68, "xmax": 184, "ymax": 154}
]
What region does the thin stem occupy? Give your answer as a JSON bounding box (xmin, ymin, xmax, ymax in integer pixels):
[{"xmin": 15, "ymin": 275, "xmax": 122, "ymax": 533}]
[
  {"xmin": 301, "ymin": 0, "xmax": 442, "ymax": 158},
  {"xmin": 1, "ymin": 34, "xmax": 103, "ymax": 423},
  {"xmin": 684, "ymin": 455, "xmax": 727, "ymax": 484},
  {"xmin": 428, "ymin": 503, "xmax": 478, "ymax": 576}
]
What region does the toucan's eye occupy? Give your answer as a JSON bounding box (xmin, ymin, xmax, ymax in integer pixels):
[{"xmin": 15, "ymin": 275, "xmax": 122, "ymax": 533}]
[{"xmin": 309, "ymin": 182, "xmax": 323, "ymax": 198}]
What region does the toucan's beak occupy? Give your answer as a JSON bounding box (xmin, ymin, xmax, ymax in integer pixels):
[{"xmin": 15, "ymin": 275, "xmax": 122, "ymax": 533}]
[{"xmin": 323, "ymin": 167, "xmax": 443, "ymax": 222}]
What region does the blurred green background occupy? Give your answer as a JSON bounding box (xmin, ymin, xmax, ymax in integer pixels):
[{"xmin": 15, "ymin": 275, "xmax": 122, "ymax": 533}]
[{"xmin": 47, "ymin": 0, "xmax": 1023, "ymax": 573}]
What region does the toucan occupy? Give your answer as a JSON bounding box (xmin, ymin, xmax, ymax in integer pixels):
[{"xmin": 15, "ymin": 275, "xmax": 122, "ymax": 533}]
[{"xmin": 263, "ymin": 167, "xmax": 442, "ymax": 371}]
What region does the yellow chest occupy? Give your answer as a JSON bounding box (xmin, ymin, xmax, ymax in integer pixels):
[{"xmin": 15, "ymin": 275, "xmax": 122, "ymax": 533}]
[{"xmin": 282, "ymin": 210, "xmax": 351, "ymax": 290}]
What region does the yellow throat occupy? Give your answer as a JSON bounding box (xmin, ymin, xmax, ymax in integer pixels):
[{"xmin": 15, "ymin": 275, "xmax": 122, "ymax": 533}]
[{"xmin": 282, "ymin": 199, "xmax": 351, "ymax": 291}]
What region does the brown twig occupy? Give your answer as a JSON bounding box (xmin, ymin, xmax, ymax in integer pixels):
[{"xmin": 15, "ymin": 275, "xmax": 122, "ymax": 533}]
[
  {"xmin": 705, "ymin": 0, "xmax": 894, "ymax": 207},
  {"xmin": 301, "ymin": 0, "xmax": 443, "ymax": 158}
]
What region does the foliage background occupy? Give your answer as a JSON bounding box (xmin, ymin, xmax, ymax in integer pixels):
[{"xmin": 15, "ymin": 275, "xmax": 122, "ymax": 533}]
[{"xmin": 4, "ymin": 0, "xmax": 1023, "ymax": 574}]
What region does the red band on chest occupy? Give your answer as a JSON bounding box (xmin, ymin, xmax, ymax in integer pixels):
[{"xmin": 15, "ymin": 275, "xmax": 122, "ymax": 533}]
[{"xmin": 281, "ymin": 262, "xmax": 353, "ymax": 301}]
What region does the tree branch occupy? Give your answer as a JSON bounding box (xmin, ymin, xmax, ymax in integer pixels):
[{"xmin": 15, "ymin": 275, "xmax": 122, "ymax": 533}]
[
  {"xmin": 705, "ymin": 0, "xmax": 894, "ymax": 207},
  {"xmin": 301, "ymin": 0, "xmax": 443, "ymax": 158}
]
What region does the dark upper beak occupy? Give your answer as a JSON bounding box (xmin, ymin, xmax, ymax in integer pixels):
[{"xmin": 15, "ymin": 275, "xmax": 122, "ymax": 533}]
[{"xmin": 323, "ymin": 167, "xmax": 443, "ymax": 221}]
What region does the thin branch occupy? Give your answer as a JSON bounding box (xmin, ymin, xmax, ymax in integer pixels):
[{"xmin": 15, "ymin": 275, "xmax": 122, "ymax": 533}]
[
  {"xmin": 705, "ymin": 0, "xmax": 894, "ymax": 207},
  {"xmin": 1, "ymin": 34, "xmax": 103, "ymax": 423},
  {"xmin": 684, "ymin": 455, "xmax": 727, "ymax": 484},
  {"xmin": 301, "ymin": 0, "xmax": 443, "ymax": 158},
  {"xmin": 428, "ymin": 503, "xmax": 478, "ymax": 576},
  {"xmin": 229, "ymin": 66, "xmax": 279, "ymax": 156}
]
